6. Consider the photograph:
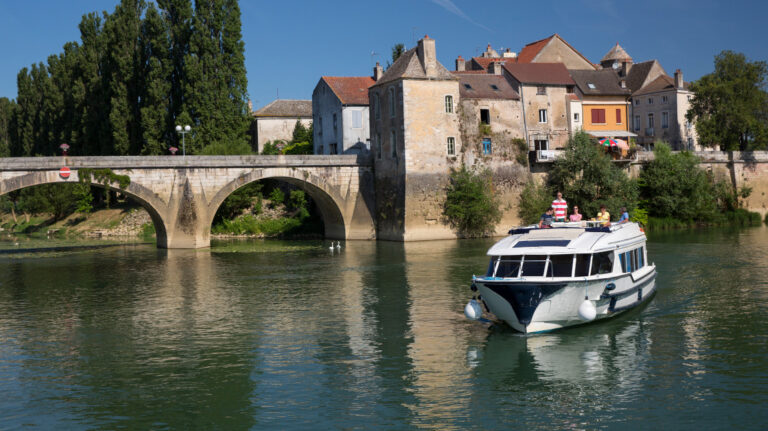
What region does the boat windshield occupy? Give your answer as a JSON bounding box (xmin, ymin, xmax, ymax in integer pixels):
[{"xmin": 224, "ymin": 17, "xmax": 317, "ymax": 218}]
[{"xmin": 486, "ymin": 251, "xmax": 617, "ymax": 278}]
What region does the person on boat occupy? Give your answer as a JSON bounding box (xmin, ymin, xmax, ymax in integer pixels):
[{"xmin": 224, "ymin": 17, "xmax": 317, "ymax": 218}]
[
  {"xmin": 569, "ymin": 205, "xmax": 583, "ymax": 222},
  {"xmin": 552, "ymin": 192, "xmax": 567, "ymax": 222},
  {"xmin": 596, "ymin": 205, "xmax": 610, "ymax": 225},
  {"xmin": 539, "ymin": 207, "xmax": 555, "ymax": 228},
  {"xmin": 617, "ymin": 207, "xmax": 630, "ymax": 224}
]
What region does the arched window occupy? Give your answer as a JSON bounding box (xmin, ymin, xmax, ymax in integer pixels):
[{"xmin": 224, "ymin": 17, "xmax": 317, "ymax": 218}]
[
  {"xmin": 373, "ymin": 94, "xmax": 380, "ymax": 120},
  {"xmin": 388, "ymin": 87, "xmax": 395, "ymax": 117}
]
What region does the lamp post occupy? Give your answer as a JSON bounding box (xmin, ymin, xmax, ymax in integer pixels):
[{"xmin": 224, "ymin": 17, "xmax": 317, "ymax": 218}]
[{"xmin": 175, "ymin": 124, "xmax": 191, "ymax": 157}]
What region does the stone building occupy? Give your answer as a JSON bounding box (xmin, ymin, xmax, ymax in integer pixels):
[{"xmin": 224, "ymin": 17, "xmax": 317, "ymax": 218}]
[
  {"xmin": 502, "ymin": 62, "xmax": 576, "ymax": 157},
  {"xmin": 251, "ymin": 100, "xmax": 312, "ymax": 152},
  {"xmin": 568, "ymin": 69, "xmax": 633, "ymax": 141},
  {"xmin": 368, "ymin": 36, "xmax": 463, "ymax": 241},
  {"xmin": 458, "ymin": 34, "xmax": 596, "ymax": 73},
  {"xmin": 632, "ymin": 70, "xmax": 699, "ymax": 150},
  {"xmin": 312, "ymin": 76, "xmax": 375, "ymax": 155}
]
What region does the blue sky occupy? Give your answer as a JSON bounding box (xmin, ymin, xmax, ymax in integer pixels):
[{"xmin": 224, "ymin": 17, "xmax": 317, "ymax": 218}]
[{"xmin": 1, "ymin": 0, "xmax": 766, "ymax": 109}]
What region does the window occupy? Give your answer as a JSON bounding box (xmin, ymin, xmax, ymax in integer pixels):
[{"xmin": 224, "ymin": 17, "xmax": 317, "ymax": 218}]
[
  {"xmin": 662, "ymin": 95, "xmax": 668, "ymax": 104},
  {"xmin": 662, "ymin": 111, "xmax": 669, "ymax": 129},
  {"xmin": 521, "ymin": 255, "xmax": 547, "ymax": 277},
  {"xmin": 495, "ymin": 257, "xmax": 522, "ymax": 278},
  {"xmin": 616, "ymin": 109, "xmax": 622, "ymax": 124},
  {"xmin": 463, "ymin": 83, "xmax": 473, "ymax": 90},
  {"xmin": 534, "ymin": 140, "xmax": 548, "ymax": 151},
  {"xmin": 648, "ymin": 113, "xmax": 654, "ymax": 128},
  {"xmin": 590, "ymin": 251, "xmax": 614, "ymax": 275},
  {"xmin": 318, "ymin": 145, "xmax": 324, "ymax": 154},
  {"xmin": 619, "ymin": 248, "xmax": 645, "ymax": 273},
  {"xmin": 333, "ymin": 113, "xmax": 337, "ymax": 133},
  {"xmin": 574, "ymin": 254, "xmax": 591, "ymax": 277},
  {"xmin": 648, "ymin": 97, "xmax": 653, "ymax": 104},
  {"xmin": 447, "ymin": 137, "xmax": 455, "ymax": 155},
  {"xmin": 480, "ymin": 109, "xmax": 490, "ymax": 125},
  {"xmin": 388, "ymin": 87, "xmax": 395, "ymax": 117},
  {"xmin": 330, "ymin": 143, "xmax": 338, "ymax": 154},
  {"xmin": 352, "ymin": 110, "xmax": 362, "ymax": 128},
  {"xmin": 374, "ymin": 94, "xmax": 381, "ymax": 120},
  {"xmin": 490, "ymin": 84, "xmax": 500, "ymax": 91},
  {"xmin": 591, "ymin": 109, "xmax": 606, "ymax": 124},
  {"xmin": 390, "ymin": 130, "xmax": 397, "ymax": 158},
  {"xmin": 574, "ymin": 113, "xmax": 580, "ymax": 122},
  {"xmin": 587, "ymin": 83, "xmax": 596, "ymax": 90},
  {"xmin": 634, "ymin": 99, "xmax": 640, "ymax": 105},
  {"xmin": 482, "ymin": 138, "xmax": 492, "ymax": 155},
  {"xmin": 445, "ymin": 95, "xmax": 454, "ymax": 113},
  {"xmin": 318, "ymin": 116, "xmax": 323, "ymax": 135},
  {"xmin": 538, "ymin": 109, "xmax": 547, "ymax": 123},
  {"xmin": 549, "ymin": 255, "xmax": 574, "ymax": 277},
  {"xmin": 566, "ymin": 85, "xmax": 574, "ymax": 94},
  {"xmin": 376, "ymin": 133, "xmax": 382, "ymax": 159},
  {"xmin": 634, "ymin": 115, "xmax": 641, "ymax": 131},
  {"xmin": 537, "ymin": 86, "xmax": 546, "ymax": 95}
]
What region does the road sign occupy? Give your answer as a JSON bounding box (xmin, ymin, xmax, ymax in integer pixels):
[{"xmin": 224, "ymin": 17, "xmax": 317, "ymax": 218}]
[{"xmin": 60, "ymin": 166, "xmax": 71, "ymax": 179}]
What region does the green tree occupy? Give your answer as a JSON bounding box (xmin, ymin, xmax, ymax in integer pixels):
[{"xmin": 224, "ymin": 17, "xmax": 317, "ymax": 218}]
[
  {"xmin": 261, "ymin": 140, "xmax": 280, "ymax": 155},
  {"xmin": 687, "ymin": 50, "xmax": 768, "ymax": 150},
  {"xmin": 0, "ymin": 97, "xmax": 15, "ymax": 157},
  {"xmin": 545, "ymin": 131, "xmax": 638, "ymax": 219},
  {"xmin": 517, "ymin": 180, "xmax": 553, "ymax": 224},
  {"xmin": 387, "ymin": 43, "xmax": 405, "ymax": 69},
  {"xmin": 139, "ymin": 3, "xmax": 173, "ymax": 155},
  {"xmin": 290, "ymin": 120, "xmax": 312, "ymax": 145},
  {"xmin": 443, "ymin": 166, "xmax": 502, "ymax": 237}
]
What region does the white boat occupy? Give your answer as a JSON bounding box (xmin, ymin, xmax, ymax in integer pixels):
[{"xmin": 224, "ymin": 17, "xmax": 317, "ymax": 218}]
[{"xmin": 465, "ymin": 221, "xmax": 656, "ymax": 334}]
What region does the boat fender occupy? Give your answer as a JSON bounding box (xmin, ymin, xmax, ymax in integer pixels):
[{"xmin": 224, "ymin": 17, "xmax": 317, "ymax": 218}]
[
  {"xmin": 464, "ymin": 299, "xmax": 483, "ymax": 321},
  {"xmin": 578, "ymin": 298, "xmax": 597, "ymax": 321},
  {"xmin": 470, "ymin": 282, "xmax": 477, "ymax": 292},
  {"xmin": 605, "ymin": 283, "xmax": 616, "ymax": 291}
]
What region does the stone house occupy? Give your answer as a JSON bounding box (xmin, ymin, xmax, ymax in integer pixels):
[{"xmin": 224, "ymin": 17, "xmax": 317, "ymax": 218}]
[
  {"xmin": 632, "ymin": 70, "xmax": 699, "ymax": 150},
  {"xmin": 502, "ymin": 62, "xmax": 576, "ymax": 157},
  {"xmin": 251, "ymin": 100, "xmax": 312, "ymax": 152},
  {"xmin": 568, "ymin": 69, "xmax": 633, "ymax": 141},
  {"xmin": 312, "ymin": 76, "xmax": 375, "ymax": 155},
  {"xmin": 368, "ymin": 36, "xmax": 462, "ymax": 241},
  {"xmin": 459, "ymin": 34, "xmax": 597, "ymax": 73}
]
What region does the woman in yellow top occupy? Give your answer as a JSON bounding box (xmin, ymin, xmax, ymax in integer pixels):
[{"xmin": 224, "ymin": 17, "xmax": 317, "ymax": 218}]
[{"xmin": 596, "ymin": 205, "xmax": 610, "ymax": 224}]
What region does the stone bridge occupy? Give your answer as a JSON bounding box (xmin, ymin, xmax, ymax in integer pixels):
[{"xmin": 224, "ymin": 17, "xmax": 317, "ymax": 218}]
[{"xmin": 0, "ymin": 155, "xmax": 376, "ymax": 248}]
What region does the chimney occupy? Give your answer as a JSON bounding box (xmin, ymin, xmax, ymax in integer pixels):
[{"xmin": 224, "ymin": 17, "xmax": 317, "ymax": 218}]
[
  {"xmin": 674, "ymin": 69, "xmax": 683, "ymax": 89},
  {"xmin": 373, "ymin": 62, "xmax": 383, "ymax": 81},
  {"xmin": 489, "ymin": 61, "xmax": 502, "ymax": 75},
  {"xmin": 622, "ymin": 61, "xmax": 632, "ymax": 77},
  {"xmin": 455, "ymin": 55, "xmax": 465, "ymax": 72},
  {"xmin": 503, "ymin": 48, "xmax": 517, "ymax": 58},
  {"xmin": 417, "ymin": 35, "xmax": 437, "ymax": 77},
  {"xmin": 620, "ymin": 79, "xmax": 626, "ymax": 89}
]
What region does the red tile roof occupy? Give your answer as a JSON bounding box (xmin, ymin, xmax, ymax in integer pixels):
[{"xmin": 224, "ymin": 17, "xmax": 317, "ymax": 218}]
[
  {"xmin": 321, "ymin": 76, "xmax": 376, "ymax": 105},
  {"xmin": 503, "ymin": 63, "xmax": 575, "ymax": 85},
  {"xmin": 470, "ymin": 57, "xmax": 516, "ymax": 70},
  {"xmin": 516, "ymin": 35, "xmax": 554, "ymax": 63}
]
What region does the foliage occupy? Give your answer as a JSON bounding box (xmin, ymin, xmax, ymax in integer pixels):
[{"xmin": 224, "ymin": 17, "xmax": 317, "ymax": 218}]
[
  {"xmin": 630, "ymin": 207, "xmax": 649, "ymax": 226},
  {"xmin": 687, "ymin": 50, "xmax": 768, "ymax": 150},
  {"xmin": 74, "ymin": 183, "xmax": 94, "ymax": 214},
  {"xmin": 213, "ymin": 182, "xmax": 263, "ymax": 224},
  {"xmin": 513, "ymin": 138, "xmax": 528, "ymax": 166},
  {"xmin": 261, "ymin": 141, "xmax": 281, "ymax": 155},
  {"xmin": 269, "ymin": 187, "xmax": 285, "ymax": 206},
  {"xmin": 443, "ymin": 166, "xmax": 502, "ymax": 237},
  {"xmin": 478, "ymin": 122, "xmax": 491, "ymax": 136},
  {"xmin": 517, "ymin": 180, "xmax": 553, "ymax": 225},
  {"xmin": 546, "ymin": 131, "xmax": 638, "ymax": 218},
  {"xmin": 291, "ymin": 120, "xmax": 312, "ymax": 146},
  {"xmin": 20, "ymin": 184, "xmax": 80, "ymax": 221},
  {"xmin": 211, "ymin": 214, "xmax": 301, "ymax": 236},
  {"xmin": 140, "ymin": 221, "xmax": 156, "ymax": 240},
  {"xmin": 282, "ymin": 141, "xmax": 312, "ymax": 155},
  {"xmin": 386, "ymin": 43, "xmax": 405, "ymax": 69},
  {"xmin": 198, "ymin": 141, "xmax": 253, "ymax": 155},
  {"xmin": 288, "ymin": 190, "xmax": 309, "ymax": 219},
  {"xmin": 5, "ymin": 0, "xmax": 250, "ymax": 157}
]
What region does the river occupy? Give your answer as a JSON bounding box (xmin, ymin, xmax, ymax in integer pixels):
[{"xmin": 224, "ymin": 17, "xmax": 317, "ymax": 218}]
[{"xmin": 1, "ymin": 227, "xmax": 767, "ymax": 430}]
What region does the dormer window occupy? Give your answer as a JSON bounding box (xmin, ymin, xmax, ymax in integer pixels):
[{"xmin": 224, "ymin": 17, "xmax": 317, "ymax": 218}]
[
  {"xmin": 587, "ymin": 83, "xmax": 596, "ymax": 90},
  {"xmin": 490, "ymin": 84, "xmax": 499, "ymax": 91},
  {"xmin": 463, "ymin": 83, "xmax": 473, "ymax": 90}
]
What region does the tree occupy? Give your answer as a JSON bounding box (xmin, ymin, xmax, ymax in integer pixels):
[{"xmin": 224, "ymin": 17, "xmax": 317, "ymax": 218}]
[
  {"xmin": 291, "ymin": 120, "xmax": 312, "ymax": 145},
  {"xmin": 0, "ymin": 97, "xmax": 14, "ymax": 157},
  {"xmin": 687, "ymin": 50, "xmax": 768, "ymax": 150},
  {"xmin": 386, "ymin": 43, "xmax": 405, "ymax": 69},
  {"xmin": 138, "ymin": 3, "xmax": 173, "ymax": 155},
  {"xmin": 443, "ymin": 166, "xmax": 502, "ymax": 237},
  {"xmin": 541, "ymin": 131, "xmax": 638, "ymax": 219}
]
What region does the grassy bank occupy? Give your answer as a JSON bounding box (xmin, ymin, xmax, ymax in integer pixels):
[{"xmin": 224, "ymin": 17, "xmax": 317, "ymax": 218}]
[{"xmin": 646, "ymin": 209, "xmax": 763, "ymax": 231}]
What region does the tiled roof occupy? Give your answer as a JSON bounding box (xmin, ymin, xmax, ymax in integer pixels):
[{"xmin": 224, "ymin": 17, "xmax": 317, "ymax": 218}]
[
  {"xmin": 253, "ymin": 99, "xmax": 312, "ymax": 117},
  {"xmin": 470, "ymin": 57, "xmax": 516, "ymax": 70},
  {"xmin": 451, "ymin": 73, "xmax": 520, "ymax": 100},
  {"xmin": 503, "ymin": 62, "xmax": 575, "ymax": 85},
  {"xmin": 321, "ymin": 76, "xmax": 375, "ymax": 105},
  {"xmin": 625, "ymin": 60, "xmax": 665, "ymax": 93},
  {"xmin": 633, "ymin": 75, "xmax": 690, "ymax": 96},
  {"xmin": 373, "ymin": 46, "xmax": 455, "ymax": 86},
  {"xmin": 566, "ymin": 93, "xmax": 580, "ymax": 101},
  {"xmin": 601, "ymin": 43, "xmax": 632, "ymax": 63},
  {"xmin": 516, "ymin": 35, "xmax": 553, "ymax": 63},
  {"xmin": 569, "ymin": 69, "xmax": 631, "ymax": 96}
]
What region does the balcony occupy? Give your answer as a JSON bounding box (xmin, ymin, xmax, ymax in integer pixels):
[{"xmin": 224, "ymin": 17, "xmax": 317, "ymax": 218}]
[
  {"xmin": 535, "ymin": 150, "xmax": 563, "ymax": 162},
  {"xmin": 645, "ymin": 127, "xmax": 655, "ymax": 136}
]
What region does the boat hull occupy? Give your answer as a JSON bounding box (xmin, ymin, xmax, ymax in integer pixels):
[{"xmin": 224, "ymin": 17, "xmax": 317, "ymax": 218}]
[{"xmin": 475, "ymin": 268, "xmax": 656, "ymax": 333}]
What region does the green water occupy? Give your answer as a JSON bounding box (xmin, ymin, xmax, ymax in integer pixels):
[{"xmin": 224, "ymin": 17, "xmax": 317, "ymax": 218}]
[{"xmin": 1, "ymin": 228, "xmax": 767, "ymax": 430}]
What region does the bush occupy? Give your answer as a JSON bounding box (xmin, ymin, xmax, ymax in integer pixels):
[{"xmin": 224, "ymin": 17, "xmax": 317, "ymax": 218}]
[
  {"xmin": 443, "ymin": 166, "xmax": 501, "ymax": 237},
  {"xmin": 213, "ymin": 182, "xmax": 263, "ymax": 224},
  {"xmin": 517, "ymin": 180, "xmax": 552, "ymax": 225},
  {"xmin": 269, "ymin": 188, "xmax": 285, "ymax": 206},
  {"xmin": 630, "ymin": 207, "xmax": 649, "ymax": 226},
  {"xmin": 289, "ymin": 190, "xmax": 309, "ymax": 219},
  {"xmin": 198, "ymin": 141, "xmax": 253, "ymax": 155},
  {"xmin": 211, "ymin": 214, "xmax": 302, "ymax": 236},
  {"xmin": 282, "ymin": 141, "xmax": 312, "ymax": 155}
]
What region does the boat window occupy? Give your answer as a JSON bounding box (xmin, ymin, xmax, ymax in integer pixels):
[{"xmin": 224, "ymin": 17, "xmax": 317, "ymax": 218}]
[
  {"xmin": 521, "ymin": 255, "xmax": 547, "ymax": 277},
  {"xmin": 574, "ymin": 254, "xmax": 591, "ymax": 277},
  {"xmin": 486, "ymin": 257, "xmax": 497, "ymax": 277},
  {"xmin": 619, "ymin": 248, "xmax": 645, "ymax": 273},
  {"xmin": 549, "ymin": 254, "xmax": 574, "ymax": 277},
  {"xmin": 619, "ymin": 253, "xmax": 626, "ymax": 272},
  {"xmin": 495, "ymin": 257, "xmax": 522, "ymax": 278},
  {"xmin": 590, "ymin": 251, "xmax": 614, "ymax": 275},
  {"xmin": 638, "ymin": 247, "xmax": 644, "ymax": 268}
]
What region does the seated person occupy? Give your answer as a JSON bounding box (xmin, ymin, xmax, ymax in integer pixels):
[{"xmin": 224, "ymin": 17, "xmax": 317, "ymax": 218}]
[
  {"xmin": 617, "ymin": 207, "xmax": 630, "ymax": 224},
  {"xmin": 569, "ymin": 206, "xmax": 583, "ymax": 222},
  {"xmin": 539, "ymin": 207, "xmax": 555, "ymax": 228},
  {"xmin": 597, "ymin": 205, "xmax": 610, "ymax": 225}
]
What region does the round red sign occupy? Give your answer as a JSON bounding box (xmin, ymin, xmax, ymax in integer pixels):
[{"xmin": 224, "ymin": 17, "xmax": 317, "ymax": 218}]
[{"xmin": 59, "ymin": 166, "xmax": 71, "ymax": 179}]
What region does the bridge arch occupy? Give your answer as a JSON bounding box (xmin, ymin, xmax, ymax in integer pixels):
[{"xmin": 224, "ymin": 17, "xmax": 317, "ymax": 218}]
[
  {"xmin": 208, "ymin": 167, "xmax": 350, "ymax": 239},
  {"xmin": 0, "ymin": 170, "xmax": 170, "ymax": 246}
]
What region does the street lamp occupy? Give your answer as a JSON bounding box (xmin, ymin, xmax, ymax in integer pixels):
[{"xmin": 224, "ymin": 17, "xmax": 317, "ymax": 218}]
[{"xmin": 175, "ymin": 124, "xmax": 191, "ymax": 157}]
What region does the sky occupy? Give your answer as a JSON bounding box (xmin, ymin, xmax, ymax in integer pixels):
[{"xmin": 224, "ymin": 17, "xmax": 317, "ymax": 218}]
[{"xmin": 1, "ymin": 0, "xmax": 767, "ymax": 109}]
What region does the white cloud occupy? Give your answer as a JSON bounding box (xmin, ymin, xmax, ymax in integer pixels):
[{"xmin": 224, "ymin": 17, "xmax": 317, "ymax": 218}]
[{"xmin": 430, "ymin": 0, "xmax": 492, "ymax": 33}]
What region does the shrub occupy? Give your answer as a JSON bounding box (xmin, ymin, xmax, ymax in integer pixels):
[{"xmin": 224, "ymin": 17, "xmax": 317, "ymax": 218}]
[
  {"xmin": 517, "ymin": 180, "xmax": 552, "ymax": 225},
  {"xmin": 630, "ymin": 207, "xmax": 649, "ymax": 226},
  {"xmin": 289, "ymin": 190, "xmax": 309, "ymax": 219},
  {"xmin": 443, "ymin": 166, "xmax": 501, "ymax": 237},
  {"xmin": 261, "ymin": 141, "xmax": 281, "ymax": 155},
  {"xmin": 282, "ymin": 141, "xmax": 312, "ymax": 155},
  {"xmin": 269, "ymin": 188, "xmax": 285, "ymax": 206}
]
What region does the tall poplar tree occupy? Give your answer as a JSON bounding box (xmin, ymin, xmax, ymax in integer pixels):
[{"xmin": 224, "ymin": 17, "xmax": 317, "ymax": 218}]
[
  {"xmin": 139, "ymin": 3, "xmax": 172, "ymax": 154},
  {"xmin": 0, "ymin": 98, "xmax": 15, "ymax": 157}
]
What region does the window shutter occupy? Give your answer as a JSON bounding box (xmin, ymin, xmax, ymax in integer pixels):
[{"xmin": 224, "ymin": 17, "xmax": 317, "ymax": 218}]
[
  {"xmin": 616, "ymin": 109, "xmax": 621, "ymax": 124},
  {"xmin": 591, "ymin": 109, "xmax": 599, "ymax": 124}
]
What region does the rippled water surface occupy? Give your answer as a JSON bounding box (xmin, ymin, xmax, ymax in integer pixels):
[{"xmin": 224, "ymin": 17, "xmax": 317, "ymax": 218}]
[{"xmin": 1, "ymin": 228, "xmax": 768, "ymax": 430}]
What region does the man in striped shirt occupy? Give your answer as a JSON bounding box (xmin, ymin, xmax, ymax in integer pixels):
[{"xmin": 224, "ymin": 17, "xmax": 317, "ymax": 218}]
[{"xmin": 552, "ymin": 192, "xmax": 567, "ymax": 222}]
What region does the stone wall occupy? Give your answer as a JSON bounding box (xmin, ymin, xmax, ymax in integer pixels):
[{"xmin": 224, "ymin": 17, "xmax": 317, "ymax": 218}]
[
  {"xmin": 520, "ymin": 84, "xmax": 571, "ymax": 150},
  {"xmin": 255, "ymin": 117, "xmax": 312, "ymax": 150}
]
